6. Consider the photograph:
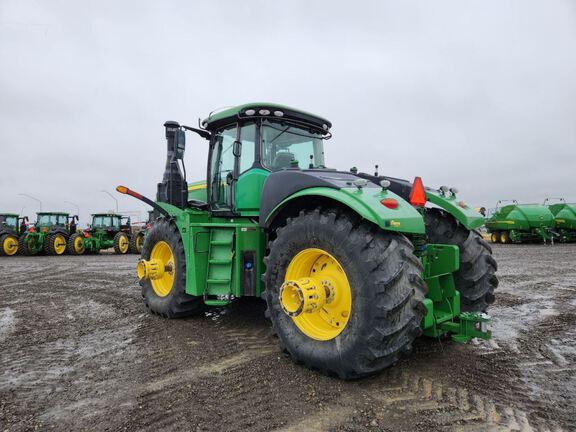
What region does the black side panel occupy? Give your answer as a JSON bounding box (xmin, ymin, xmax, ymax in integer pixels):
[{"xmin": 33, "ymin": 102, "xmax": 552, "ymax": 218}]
[
  {"xmin": 356, "ymin": 172, "xmax": 414, "ymax": 201},
  {"xmin": 259, "ymin": 169, "xmax": 378, "ymax": 228}
]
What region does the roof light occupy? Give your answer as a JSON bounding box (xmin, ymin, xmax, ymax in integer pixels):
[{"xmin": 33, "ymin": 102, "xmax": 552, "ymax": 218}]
[
  {"xmin": 353, "ymin": 179, "xmax": 369, "ymax": 188},
  {"xmin": 381, "ymin": 198, "xmax": 398, "ymax": 209},
  {"xmin": 380, "ymin": 179, "xmax": 391, "ymax": 189},
  {"xmin": 409, "ymin": 176, "xmax": 427, "ymax": 207},
  {"xmin": 450, "ymin": 187, "xmax": 459, "ymax": 195},
  {"xmin": 273, "ymin": 110, "xmax": 284, "ymax": 117},
  {"xmin": 459, "ymin": 201, "xmax": 467, "ymax": 209},
  {"xmin": 259, "ymin": 109, "xmax": 270, "ymax": 115},
  {"xmin": 323, "ymin": 124, "xmax": 328, "ymax": 130},
  {"xmin": 245, "ymin": 109, "xmax": 256, "ymax": 116},
  {"xmin": 439, "ymin": 185, "xmax": 449, "ymax": 194}
]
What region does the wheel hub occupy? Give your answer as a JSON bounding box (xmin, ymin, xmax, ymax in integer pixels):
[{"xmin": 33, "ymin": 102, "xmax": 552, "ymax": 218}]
[
  {"xmin": 137, "ymin": 258, "xmax": 173, "ymax": 281},
  {"xmin": 280, "ymin": 278, "xmax": 335, "ymax": 317}
]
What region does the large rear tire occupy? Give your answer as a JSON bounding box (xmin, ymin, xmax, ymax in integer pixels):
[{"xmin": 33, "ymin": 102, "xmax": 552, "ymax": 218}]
[
  {"xmin": 0, "ymin": 234, "xmax": 19, "ymax": 256},
  {"xmin": 424, "ymin": 208, "xmax": 498, "ymax": 312},
  {"xmin": 44, "ymin": 233, "xmax": 69, "ymax": 256},
  {"xmin": 139, "ymin": 219, "xmax": 204, "ymax": 318},
  {"xmin": 263, "ymin": 208, "xmax": 427, "ymax": 380}
]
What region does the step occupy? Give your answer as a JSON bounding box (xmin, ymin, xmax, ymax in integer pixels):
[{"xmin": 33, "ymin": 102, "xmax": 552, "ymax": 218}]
[
  {"xmin": 204, "ymin": 299, "xmax": 230, "ymax": 307},
  {"xmin": 206, "ymin": 279, "xmax": 231, "ymax": 285},
  {"xmin": 210, "ymin": 240, "xmax": 233, "ymax": 246},
  {"xmin": 209, "ymin": 259, "xmax": 232, "ymax": 265}
]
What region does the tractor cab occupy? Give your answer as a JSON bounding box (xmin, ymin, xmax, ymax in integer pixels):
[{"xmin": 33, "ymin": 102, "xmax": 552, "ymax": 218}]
[
  {"xmin": 0, "ymin": 213, "xmax": 19, "ymax": 233},
  {"xmin": 34, "ymin": 212, "xmax": 77, "ymax": 233},
  {"xmin": 90, "ymin": 213, "xmax": 131, "ymax": 233}
]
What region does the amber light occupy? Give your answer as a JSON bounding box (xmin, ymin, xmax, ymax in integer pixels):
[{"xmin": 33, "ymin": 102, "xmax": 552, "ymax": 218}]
[
  {"xmin": 116, "ymin": 185, "xmax": 128, "ymax": 194},
  {"xmin": 381, "ymin": 198, "xmax": 399, "ymax": 209},
  {"xmin": 28, "ymin": 227, "xmax": 34, "ymax": 232}
]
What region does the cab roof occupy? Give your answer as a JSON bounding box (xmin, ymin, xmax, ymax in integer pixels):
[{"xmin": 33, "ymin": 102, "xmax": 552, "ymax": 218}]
[
  {"xmin": 92, "ymin": 213, "xmax": 123, "ymax": 217},
  {"xmin": 0, "ymin": 213, "xmax": 19, "ymax": 217},
  {"xmin": 37, "ymin": 212, "xmax": 69, "ymax": 216},
  {"xmin": 202, "ymin": 102, "xmax": 332, "ymax": 132}
]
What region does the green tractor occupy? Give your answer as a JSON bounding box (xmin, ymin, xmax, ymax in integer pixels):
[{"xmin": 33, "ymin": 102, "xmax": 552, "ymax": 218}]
[
  {"xmin": 545, "ymin": 198, "xmax": 576, "ymax": 242},
  {"xmin": 128, "ymin": 211, "xmax": 153, "ymax": 255},
  {"xmin": 117, "ymin": 103, "xmax": 498, "ymax": 379},
  {"xmin": 68, "ymin": 213, "xmax": 134, "ymax": 255},
  {"xmin": 0, "ymin": 213, "xmax": 28, "ymax": 256},
  {"xmin": 19, "ymin": 212, "xmax": 78, "ymax": 256},
  {"xmin": 486, "ymin": 200, "xmax": 556, "ymax": 244}
]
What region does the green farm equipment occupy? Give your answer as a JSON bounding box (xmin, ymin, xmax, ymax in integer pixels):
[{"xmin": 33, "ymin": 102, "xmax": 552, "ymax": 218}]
[
  {"xmin": 117, "ymin": 103, "xmax": 498, "ymax": 379},
  {"xmin": 19, "ymin": 212, "xmax": 78, "ymax": 256},
  {"xmin": 545, "ymin": 198, "xmax": 576, "ymax": 242},
  {"xmin": 486, "ymin": 200, "xmax": 555, "ymax": 244},
  {"xmin": 68, "ymin": 213, "xmax": 133, "ymax": 255},
  {"xmin": 0, "ymin": 213, "xmax": 28, "ymax": 256},
  {"xmin": 128, "ymin": 211, "xmax": 154, "ymax": 254}
]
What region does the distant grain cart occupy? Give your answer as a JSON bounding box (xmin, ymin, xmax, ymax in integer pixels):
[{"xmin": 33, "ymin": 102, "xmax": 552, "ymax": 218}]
[
  {"xmin": 486, "ymin": 200, "xmax": 555, "ymax": 244},
  {"xmin": 545, "ymin": 198, "xmax": 576, "ymax": 243}
]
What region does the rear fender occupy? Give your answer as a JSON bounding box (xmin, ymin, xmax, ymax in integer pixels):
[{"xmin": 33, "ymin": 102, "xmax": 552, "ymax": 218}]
[
  {"xmin": 425, "ymin": 190, "xmax": 485, "ymax": 230},
  {"xmin": 265, "ymin": 187, "xmax": 425, "ymax": 234}
]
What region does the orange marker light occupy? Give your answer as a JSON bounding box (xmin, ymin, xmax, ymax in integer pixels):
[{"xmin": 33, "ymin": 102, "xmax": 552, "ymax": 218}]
[
  {"xmin": 409, "ymin": 177, "xmax": 427, "ymax": 207},
  {"xmin": 116, "ymin": 185, "xmax": 128, "ymax": 194},
  {"xmin": 381, "ymin": 198, "xmax": 399, "ymax": 209}
]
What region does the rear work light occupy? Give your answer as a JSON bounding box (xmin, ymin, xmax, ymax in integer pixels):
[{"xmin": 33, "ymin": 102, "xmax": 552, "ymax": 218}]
[
  {"xmin": 409, "ymin": 176, "xmax": 427, "ymax": 207},
  {"xmin": 380, "ymin": 198, "xmax": 398, "ymax": 209},
  {"xmin": 28, "ymin": 227, "xmax": 34, "ymax": 232}
]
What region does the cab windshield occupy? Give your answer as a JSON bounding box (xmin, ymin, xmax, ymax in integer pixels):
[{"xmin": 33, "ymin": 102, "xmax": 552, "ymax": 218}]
[
  {"xmin": 37, "ymin": 214, "xmax": 67, "ymax": 226},
  {"xmin": 261, "ymin": 120, "xmax": 326, "ymax": 170},
  {"xmin": 0, "ymin": 215, "xmax": 17, "ymax": 229},
  {"xmin": 92, "ymin": 216, "xmax": 120, "ymax": 228}
]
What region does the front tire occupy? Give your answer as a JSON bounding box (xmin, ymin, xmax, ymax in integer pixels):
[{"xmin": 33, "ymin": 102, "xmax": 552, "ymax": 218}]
[
  {"xmin": 44, "ymin": 233, "xmax": 69, "ymax": 256},
  {"xmin": 67, "ymin": 233, "xmax": 86, "ymax": 255},
  {"xmin": 113, "ymin": 232, "xmax": 130, "ymax": 254},
  {"xmin": 424, "ymin": 208, "xmax": 498, "ymax": 313},
  {"xmin": 0, "ymin": 234, "xmax": 19, "ymax": 256},
  {"xmin": 263, "ymin": 208, "xmax": 427, "ymax": 380},
  {"xmin": 129, "ymin": 232, "xmax": 144, "ymax": 254},
  {"xmin": 139, "ymin": 219, "xmax": 204, "ymax": 318}
]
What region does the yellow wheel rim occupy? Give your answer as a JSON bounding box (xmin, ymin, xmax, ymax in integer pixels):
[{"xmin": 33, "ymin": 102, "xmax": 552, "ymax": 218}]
[
  {"xmin": 118, "ymin": 234, "xmax": 129, "ymax": 253},
  {"xmin": 149, "ymin": 240, "xmax": 175, "ymax": 297},
  {"xmin": 3, "ymin": 236, "xmax": 18, "ymax": 256},
  {"xmin": 53, "ymin": 234, "xmax": 67, "ymax": 255},
  {"xmin": 500, "ymin": 232, "xmax": 508, "ymax": 244},
  {"xmin": 282, "ymin": 248, "xmax": 352, "ymax": 341},
  {"xmin": 491, "ymin": 233, "xmax": 498, "ymax": 243},
  {"xmin": 74, "ymin": 236, "xmax": 85, "ymax": 254},
  {"xmin": 136, "ymin": 234, "xmax": 144, "ymax": 252}
]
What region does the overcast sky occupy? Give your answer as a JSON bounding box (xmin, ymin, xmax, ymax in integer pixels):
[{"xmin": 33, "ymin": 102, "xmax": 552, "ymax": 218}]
[{"xmin": 1, "ymin": 0, "xmax": 575, "ymax": 225}]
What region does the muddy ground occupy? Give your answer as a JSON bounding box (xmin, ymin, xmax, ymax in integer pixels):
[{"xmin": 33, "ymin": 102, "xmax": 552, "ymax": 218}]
[{"xmin": 1, "ymin": 244, "xmax": 575, "ymax": 432}]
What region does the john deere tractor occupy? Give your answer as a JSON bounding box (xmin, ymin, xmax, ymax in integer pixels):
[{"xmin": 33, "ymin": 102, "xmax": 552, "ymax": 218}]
[
  {"xmin": 68, "ymin": 213, "xmax": 133, "ymax": 255},
  {"xmin": 19, "ymin": 212, "xmax": 78, "ymax": 256},
  {"xmin": 0, "ymin": 213, "xmax": 28, "ymax": 256},
  {"xmin": 118, "ymin": 103, "xmax": 498, "ymax": 379}
]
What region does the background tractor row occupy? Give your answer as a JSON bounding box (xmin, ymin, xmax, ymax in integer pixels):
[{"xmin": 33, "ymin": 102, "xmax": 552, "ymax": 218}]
[
  {"xmin": 1, "ymin": 212, "xmax": 144, "ymax": 256},
  {"xmin": 118, "ymin": 102, "xmax": 498, "ymax": 379}
]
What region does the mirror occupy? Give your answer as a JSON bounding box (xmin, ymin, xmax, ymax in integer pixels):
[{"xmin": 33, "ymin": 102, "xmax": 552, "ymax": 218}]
[{"xmin": 175, "ymin": 129, "xmax": 186, "ymax": 159}]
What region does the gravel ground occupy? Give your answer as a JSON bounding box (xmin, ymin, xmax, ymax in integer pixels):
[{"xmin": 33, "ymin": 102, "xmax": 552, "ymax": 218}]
[{"xmin": 1, "ymin": 244, "xmax": 575, "ymax": 431}]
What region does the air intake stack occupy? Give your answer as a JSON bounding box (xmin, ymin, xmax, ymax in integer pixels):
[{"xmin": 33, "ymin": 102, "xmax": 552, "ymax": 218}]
[{"xmin": 156, "ymin": 121, "xmax": 188, "ymax": 209}]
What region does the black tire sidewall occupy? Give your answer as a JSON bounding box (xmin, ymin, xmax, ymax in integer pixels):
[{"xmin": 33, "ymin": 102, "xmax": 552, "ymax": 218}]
[{"xmin": 140, "ymin": 220, "xmax": 187, "ymax": 315}]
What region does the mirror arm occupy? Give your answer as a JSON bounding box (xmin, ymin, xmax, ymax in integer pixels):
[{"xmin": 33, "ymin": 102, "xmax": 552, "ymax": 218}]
[{"xmin": 181, "ymin": 125, "xmax": 211, "ymax": 140}]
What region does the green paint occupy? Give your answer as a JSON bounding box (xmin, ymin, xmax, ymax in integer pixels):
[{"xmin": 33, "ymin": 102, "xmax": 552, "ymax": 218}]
[
  {"xmin": 486, "ymin": 203, "xmax": 555, "ymax": 243},
  {"xmin": 425, "ymin": 190, "xmax": 485, "ymax": 230},
  {"xmin": 267, "ymin": 187, "xmax": 426, "ymax": 234}
]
